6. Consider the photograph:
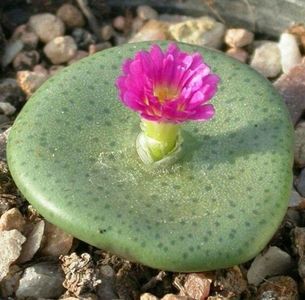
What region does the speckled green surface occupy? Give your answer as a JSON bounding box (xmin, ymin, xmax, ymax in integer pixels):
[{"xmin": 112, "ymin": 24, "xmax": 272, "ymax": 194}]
[{"xmin": 7, "ymin": 41, "xmax": 293, "ymax": 272}]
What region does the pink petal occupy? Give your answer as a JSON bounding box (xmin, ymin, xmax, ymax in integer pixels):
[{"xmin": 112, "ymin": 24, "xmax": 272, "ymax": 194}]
[{"xmin": 189, "ymin": 104, "xmax": 215, "ymax": 121}]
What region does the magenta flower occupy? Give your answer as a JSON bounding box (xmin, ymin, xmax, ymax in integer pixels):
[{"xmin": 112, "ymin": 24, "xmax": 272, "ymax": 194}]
[{"xmin": 116, "ymin": 43, "xmax": 220, "ymax": 123}]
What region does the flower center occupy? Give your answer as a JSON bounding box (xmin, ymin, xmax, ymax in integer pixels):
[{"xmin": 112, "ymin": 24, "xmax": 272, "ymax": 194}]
[{"xmin": 154, "ymin": 85, "xmax": 179, "ymax": 103}]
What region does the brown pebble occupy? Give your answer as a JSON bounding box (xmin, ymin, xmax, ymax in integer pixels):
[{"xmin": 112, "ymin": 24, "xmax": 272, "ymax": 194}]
[
  {"xmin": 274, "ymin": 62, "xmax": 305, "ymax": 126},
  {"xmin": 40, "ymin": 221, "xmax": 73, "ymax": 256},
  {"xmin": 13, "ymin": 50, "xmax": 40, "ymax": 70},
  {"xmin": 89, "ymin": 42, "xmax": 112, "ymax": 55},
  {"xmin": 182, "ymin": 273, "xmax": 211, "ymax": 299},
  {"xmin": 0, "ymin": 208, "xmax": 25, "ymax": 232},
  {"xmin": 57, "ymin": 3, "xmax": 85, "ymax": 28},
  {"xmin": 17, "ymin": 69, "xmax": 48, "ymax": 96},
  {"xmin": 113, "ymin": 16, "xmax": 126, "ymax": 31},
  {"xmin": 226, "ymin": 47, "xmax": 248, "ymax": 63},
  {"xmin": 100, "ymin": 25, "xmax": 114, "ymax": 41}
]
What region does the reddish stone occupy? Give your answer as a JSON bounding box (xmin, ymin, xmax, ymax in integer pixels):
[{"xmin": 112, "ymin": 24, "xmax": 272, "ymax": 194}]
[{"xmin": 274, "ymin": 62, "xmax": 305, "ymax": 125}]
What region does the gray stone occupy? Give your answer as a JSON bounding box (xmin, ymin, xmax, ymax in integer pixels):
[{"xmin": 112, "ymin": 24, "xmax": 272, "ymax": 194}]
[
  {"xmin": 250, "ymin": 42, "xmax": 281, "ymax": 78},
  {"xmin": 0, "ymin": 128, "xmax": 11, "ymax": 161},
  {"xmin": 29, "ymin": 13, "xmax": 65, "ymax": 43},
  {"xmin": 296, "ymin": 168, "xmax": 305, "ymax": 197},
  {"xmin": 279, "ymin": 33, "xmax": 302, "ymax": 74},
  {"xmin": 57, "ymin": 4, "xmax": 85, "ymax": 28},
  {"xmin": 0, "ymin": 265, "xmax": 22, "ymax": 298},
  {"xmin": 72, "ymin": 28, "xmax": 96, "ymax": 50},
  {"xmin": 16, "ymin": 262, "xmax": 64, "ymax": 299},
  {"xmin": 1, "ymin": 39, "xmax": 24, "ymax": 68},
  {"xmin": 0, "ymin": 78, "xmax": 24, "ymax": 105},
  {"xmin": 44, "ymin": 36, "xmax": 77, "ymax": 65},
  {"xmin": 0, "ymin": 102, "xmax": 16, "ymax": 116},
  {"xmin": 225, "ymin": 28, "xmax": 254, "ymax": 48},
  {"xmin": 168, "ymin": 17, "xmax": 225, "ymax": 49},
  {"xmin": 18, "ymin": 220, "xmax": 45, "ymax": 263},
  {"xmin": 137, "ymin": 5, "xmax": 158, "ymax": 21},
  {"xmin": 289, "ymin": 189, "xmax": 303, "ymax": 207},
  {"xmin": 0, "ymin": 230, "xmax": 26, "ymax": 281},
  {"xmin": 247, "ymin": 246, "xmax": 293, "ymax": 285}
]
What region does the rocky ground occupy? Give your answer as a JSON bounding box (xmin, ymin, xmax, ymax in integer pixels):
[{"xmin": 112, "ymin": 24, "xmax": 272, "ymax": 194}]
[{"xmin": 0, "ymin": 1, "xmax": 305, "ymax": 299}]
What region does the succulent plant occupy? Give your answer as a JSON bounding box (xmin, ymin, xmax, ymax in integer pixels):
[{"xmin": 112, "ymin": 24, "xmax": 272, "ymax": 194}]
[{"xmin": 7, "ymin": 41, "xmax": 293, "ymax": 272}]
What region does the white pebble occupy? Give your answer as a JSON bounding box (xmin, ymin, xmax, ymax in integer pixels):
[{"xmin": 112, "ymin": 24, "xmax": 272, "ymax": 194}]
[{"xmin": 278, "ymin": 33, "xmax": 302, "ymax": 74}]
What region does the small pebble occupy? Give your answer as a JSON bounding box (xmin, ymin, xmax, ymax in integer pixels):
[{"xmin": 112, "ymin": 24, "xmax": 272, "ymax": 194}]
[
  {"xmin": 44, "ymin": 36, "xmax": 77, "ymax": 64},
  {"xmin": 68, "ymin": 50, "xmax": 88, "ymax": 65},
  {"xmin": 293, "ymin": 227, "xmax": 305, "ymax": 258},
  {"xmin": 100, "ymin": 24, "xmax": 114, "ymax": 41},
  {"xmin": 250, "ymin": 41, "xmax": 281, "ymax": 78},
  {"xmin": 169, "ymin": 16, "xmax": 225, "ymax": 49},
  {"xmin": 113, "ymin": 16, "xmax": 126, "ymax": 32},
  {"xmin": 226, "ymin": 47, "xmax": 248, "ymax": 63},
  {"xmin": 29, "ymin": 13, "xmax": 65, "ymax": 43},
  {"xmin": 0, "ymin": 229, "xmax": 26, "ymax": 281},
  {"xmin": 89, "ymin": 42, "xmax": 112, "ymax": 55},
  {"xmin": 137, "ymin": 5, "xmax": 158, "ymax": 21},
  {"xmin": 140, "ymin": 293, "xmax": 160, "ymax": 300},
  {"xmin": 57, "ymin": 3, "xmax": 85, "ymax": 28},
  {"xmin": 256, "ymin": 276, "xmax": 298, "ymax": 299},
  {"xmin": 12, "ymin": 24, "xmax": 39, "ymax": 50},
  {"xmin": 129, "ymin": 19, "xmax": 170, "ymax": 42},
  {"xmin": 40, "ymin": 221, "xmax": 73, "ymax": 256},
  {"xmin": 182, "ymin": 273, "xmax": 211, "ymax": 299},
  {"xmin": 0, "ymin": 208, "xmax": 25, "ymax": 232},
  {"xmin": 278, "ymin": 32, "xmax": 302, "ymax": 74},
  {"xmin": 72, "ymin": 27, "xmax": 97, "ymax": 50},
  {"xmin": 0, "ymin": 78, "xmax": 24, "ymax": 106},
  {"xmin": 288, "ymin": 24, "xmax": 305, "ymax": 51},
  {"xmin": 161, "ymin": 294, "xmax": 189, "ymax": 300},
  {"xmin": 17, "ymin": 68, "xmax": 49, "ymax": 96},
  {"xmin": 0, "ymin": 128, "xmax": 11, "ymax": 163},
  {"xmin": 294, "ymin": 122, "xmax": 305, "ymax": 168},
  {"xmin": 132, "ymin": 17, "xmax": 145, "ymax": 33},
  {"xmin": 295, "ymin": 168, "xmax": 305, "ymax": 197},
  {"xmin": 18, "ymin": 220, "xmax": 45, "ymax": 263},
  {"xmin": 12, "ymin": 50, "xmax": 40, "ymax": 70},
  {"xmin": 16, "ymin": 262, "xmax": 65, "ymax": 299},
  {"xmin": 0, "ymin": 265, "xmax": 22, "ymax": 298},
  {"xmin": 225, "ymin": 28, "xmax": 254, "ymax": 47},
  {"xmin": 247, "ymin": 246, "xmax": 293, "ymax": 285},
  {"xmin": 1, "ymin": 39, "xmax": 24, "ymax": 68},
  {"xmin": 289, "ymin": 189, "xmax": 303, "ymax": 207},
  {"xmin": 0, "ymin": 103, "xmax": 15, "ymax": 116},
  {"xmin": 274, "ymin": 62, "xmax": 305, "ymax": 125},
  {"xmin": 49, "ymin": 65, "xmax": 65, "ymax": 76},
  {"xmin": 97, "ymin": 265, "xmax": 117, "ymax": 299}
]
